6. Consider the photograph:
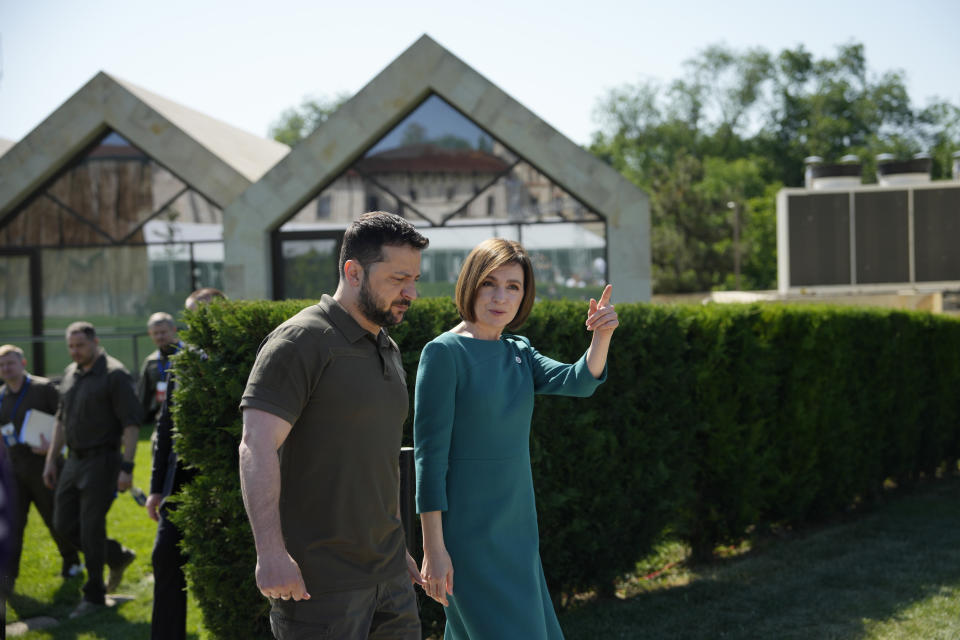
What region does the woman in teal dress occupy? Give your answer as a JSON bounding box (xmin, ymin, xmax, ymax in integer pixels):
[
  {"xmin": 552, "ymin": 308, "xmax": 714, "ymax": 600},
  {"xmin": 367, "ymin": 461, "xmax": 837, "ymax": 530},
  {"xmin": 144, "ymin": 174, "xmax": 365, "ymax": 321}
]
[{"xmin": 414, "ymin": 238, "xmax": 619, "ymax": 639}]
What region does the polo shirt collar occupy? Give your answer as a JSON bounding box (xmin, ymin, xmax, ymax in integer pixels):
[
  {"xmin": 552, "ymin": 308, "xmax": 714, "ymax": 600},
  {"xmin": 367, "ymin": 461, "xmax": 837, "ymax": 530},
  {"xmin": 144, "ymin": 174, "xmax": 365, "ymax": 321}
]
[{"xmin": 319, "ymin": 294, "xmax": 378, "ymax": 345}]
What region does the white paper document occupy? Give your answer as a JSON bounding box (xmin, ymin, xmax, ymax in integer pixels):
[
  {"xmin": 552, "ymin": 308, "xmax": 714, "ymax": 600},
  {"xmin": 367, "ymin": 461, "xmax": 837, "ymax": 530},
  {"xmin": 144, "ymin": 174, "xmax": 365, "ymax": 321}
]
[{"xmin": 19, "ymin": 409, "xmax": 56, "ymax": 448}]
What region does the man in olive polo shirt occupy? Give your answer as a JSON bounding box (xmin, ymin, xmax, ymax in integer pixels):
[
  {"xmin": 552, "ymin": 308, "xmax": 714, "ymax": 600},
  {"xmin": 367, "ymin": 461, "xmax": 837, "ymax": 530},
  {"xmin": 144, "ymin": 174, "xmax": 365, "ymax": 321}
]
[
  {"xmin": 240, "ymin": 212, "xmax": 428, "ymax": 640},
  {"xmin": 42, "ymin": 322, "xmax": 141, "ymax": 617},
  {"xmin": 0, "ymin": 344, "xmax": 80, "ymax": 593}
]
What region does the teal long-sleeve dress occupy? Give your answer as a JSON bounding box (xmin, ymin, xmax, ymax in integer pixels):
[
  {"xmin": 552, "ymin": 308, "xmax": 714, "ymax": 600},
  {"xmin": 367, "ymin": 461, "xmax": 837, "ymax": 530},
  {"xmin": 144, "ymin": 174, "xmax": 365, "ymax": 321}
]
[{"xmin": 414, "ymin": 331, "xmax": 606, "ymax": 640}]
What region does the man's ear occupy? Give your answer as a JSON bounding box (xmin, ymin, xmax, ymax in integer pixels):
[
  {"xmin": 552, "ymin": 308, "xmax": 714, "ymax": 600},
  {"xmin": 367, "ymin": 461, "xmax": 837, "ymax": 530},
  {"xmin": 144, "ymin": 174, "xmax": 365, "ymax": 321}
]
[{"xmin": 343, "ymin": 259, "xmax": 364, "ymax": 287}]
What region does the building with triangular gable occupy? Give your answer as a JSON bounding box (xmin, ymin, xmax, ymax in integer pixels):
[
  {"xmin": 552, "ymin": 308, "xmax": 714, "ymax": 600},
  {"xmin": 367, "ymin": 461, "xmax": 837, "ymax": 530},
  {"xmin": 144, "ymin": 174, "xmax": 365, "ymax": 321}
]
[
  {"xmin": 223, "ymin": 35, "xmax": 650, "ymax": 303},
  {"xmin": 0, "ymin": 72, "xmax": 288, "ymax": 372}
]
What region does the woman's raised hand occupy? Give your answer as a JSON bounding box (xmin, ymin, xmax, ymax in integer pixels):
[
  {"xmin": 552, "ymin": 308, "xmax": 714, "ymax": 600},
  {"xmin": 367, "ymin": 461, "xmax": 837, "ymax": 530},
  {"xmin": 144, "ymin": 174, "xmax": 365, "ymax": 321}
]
[{"xmin": 586, "ymin": 284, "xmax": 619, "ymax": 336}]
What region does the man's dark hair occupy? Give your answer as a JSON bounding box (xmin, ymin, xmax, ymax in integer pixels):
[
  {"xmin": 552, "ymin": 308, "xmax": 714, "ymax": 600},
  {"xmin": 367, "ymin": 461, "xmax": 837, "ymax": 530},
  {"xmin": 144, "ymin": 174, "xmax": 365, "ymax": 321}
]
[
  {"xmin": 338, "ymin": 212, "xmax": 429, "ymax": 276},
  {"xmin": 65, "ymin": 321, "xmax": 97, "ymax": 341}
]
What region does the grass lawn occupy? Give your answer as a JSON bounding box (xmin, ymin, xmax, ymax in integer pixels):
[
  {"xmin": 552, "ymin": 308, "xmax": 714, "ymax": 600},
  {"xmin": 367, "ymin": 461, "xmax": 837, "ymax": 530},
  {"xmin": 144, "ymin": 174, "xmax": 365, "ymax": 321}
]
[
  {"xmin": 6, "ymin": 425, "xmax": 207, "ymax": 639},
  {"xmin": 559, "ymin": 472, "xmax": 960, "ymax": 640}
]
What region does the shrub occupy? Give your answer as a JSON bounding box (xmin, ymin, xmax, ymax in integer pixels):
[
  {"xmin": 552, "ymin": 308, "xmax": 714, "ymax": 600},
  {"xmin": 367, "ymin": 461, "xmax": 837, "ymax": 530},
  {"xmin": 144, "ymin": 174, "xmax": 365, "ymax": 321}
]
[{"xmin": 171, "ymin": 298, "xmax": 960, "ymax": 637}]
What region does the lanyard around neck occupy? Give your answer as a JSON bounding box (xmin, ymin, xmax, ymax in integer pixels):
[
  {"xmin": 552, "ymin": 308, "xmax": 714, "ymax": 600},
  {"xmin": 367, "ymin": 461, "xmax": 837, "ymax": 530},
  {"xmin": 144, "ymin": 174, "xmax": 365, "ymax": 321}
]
[
  {"xmin": 0, "ymin": 374, "xmax": 31, "ymax": 422},
  {"xmin": 156, "ymin": 341, "xmax": 183, "ymax": 380}
]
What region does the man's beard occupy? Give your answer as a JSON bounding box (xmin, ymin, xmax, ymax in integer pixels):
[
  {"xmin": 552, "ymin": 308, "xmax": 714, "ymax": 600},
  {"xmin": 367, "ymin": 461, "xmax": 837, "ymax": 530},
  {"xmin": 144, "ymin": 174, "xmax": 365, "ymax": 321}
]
[{"xmin": 358, "ymin": 277, "xmax": 409, "ymax": 328}]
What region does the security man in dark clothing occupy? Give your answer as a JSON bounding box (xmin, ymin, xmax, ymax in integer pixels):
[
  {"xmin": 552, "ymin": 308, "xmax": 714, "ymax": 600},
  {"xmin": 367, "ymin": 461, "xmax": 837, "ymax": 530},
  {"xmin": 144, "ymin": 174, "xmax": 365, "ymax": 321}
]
[
  {"xmin": 145, "ymin": 287, "xmax": 223, "ymax": 640},
  {"xmin": 42, "ymin": 322, "xmax": 142, "ymax": 618},
  {"xmin": 0, "ymin": 344, "xmax": 80, "ymax": 593},
  {"xmin": 145, "ymin": 372, "xmax": 193, "ymax": 639}
]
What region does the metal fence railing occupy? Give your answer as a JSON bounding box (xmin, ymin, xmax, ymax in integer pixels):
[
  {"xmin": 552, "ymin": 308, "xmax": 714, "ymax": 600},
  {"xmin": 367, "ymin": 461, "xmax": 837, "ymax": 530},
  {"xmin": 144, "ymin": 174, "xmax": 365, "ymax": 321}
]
[{"xmin": 3, "ymin": 332, "xmax": 153, "ymax": 381}]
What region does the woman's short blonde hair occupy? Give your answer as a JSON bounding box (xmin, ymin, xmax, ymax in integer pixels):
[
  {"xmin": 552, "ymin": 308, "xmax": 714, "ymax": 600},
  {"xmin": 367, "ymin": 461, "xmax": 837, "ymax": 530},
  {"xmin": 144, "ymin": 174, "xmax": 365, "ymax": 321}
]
[{"xmin": 455, "ymin": 238, "xmax": 536, "ymax": 331}]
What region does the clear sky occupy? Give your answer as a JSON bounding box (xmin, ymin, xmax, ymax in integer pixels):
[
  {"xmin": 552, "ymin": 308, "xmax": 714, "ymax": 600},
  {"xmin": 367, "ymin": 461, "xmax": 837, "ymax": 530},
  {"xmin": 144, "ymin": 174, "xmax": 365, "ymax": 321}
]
[{"xmin": 2, "ymin": 0, "xmax": 958, "ymax": 147}]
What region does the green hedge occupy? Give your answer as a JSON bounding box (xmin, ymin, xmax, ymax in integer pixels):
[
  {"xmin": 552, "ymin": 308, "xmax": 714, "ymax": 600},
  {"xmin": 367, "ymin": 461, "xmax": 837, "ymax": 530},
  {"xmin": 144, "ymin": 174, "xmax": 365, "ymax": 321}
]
[{"xmin": 171, "ymin": 299, "xmax": 960, "ymax": 638}]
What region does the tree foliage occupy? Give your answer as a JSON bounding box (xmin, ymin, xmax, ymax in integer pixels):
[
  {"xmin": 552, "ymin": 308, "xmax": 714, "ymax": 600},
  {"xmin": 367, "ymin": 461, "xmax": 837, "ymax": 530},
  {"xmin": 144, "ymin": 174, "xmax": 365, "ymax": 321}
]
[
  {"xmin": 268, "ymin": 93, "xmax": 350, "ymax": 146},
  {"xmin": 590, "ymin": 42, "xmax": 960, "ymax": 293}
]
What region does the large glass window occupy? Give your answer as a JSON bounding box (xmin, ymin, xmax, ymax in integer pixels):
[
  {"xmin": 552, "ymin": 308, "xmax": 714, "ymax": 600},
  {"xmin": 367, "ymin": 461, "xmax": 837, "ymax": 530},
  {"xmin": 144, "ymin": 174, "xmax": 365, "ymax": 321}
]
[
  {"xmin": 2, "ymin": 131, "xmax": 222, "ymax": 247},
  {"xmin": 0, "ymin": 254, "xmax": 32, "ymax": 340},
  {"xmin": 280, "ymin": 238, "xmax": 339, "ymax": 300},
  {"xmin": 32, "ymin": 241, "xmax": 224, "ymax": 375},
  {"xmin": 276, "ymin": 94, "xmax": 606, "ymax": 301},
  {"xmin": 0, "ymin": 130, "xmax": 225, "ymax": 375},
  {"xmin": 415, "ymin": 224, "xmax": 521, "ymax": 298}
]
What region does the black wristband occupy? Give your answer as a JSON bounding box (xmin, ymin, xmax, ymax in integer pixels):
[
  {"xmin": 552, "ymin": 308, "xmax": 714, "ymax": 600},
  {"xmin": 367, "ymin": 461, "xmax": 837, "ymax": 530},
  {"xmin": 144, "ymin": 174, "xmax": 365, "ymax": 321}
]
[{"xmin": 120, "ymin": 460, "xmax": 135, "ymax": 473}]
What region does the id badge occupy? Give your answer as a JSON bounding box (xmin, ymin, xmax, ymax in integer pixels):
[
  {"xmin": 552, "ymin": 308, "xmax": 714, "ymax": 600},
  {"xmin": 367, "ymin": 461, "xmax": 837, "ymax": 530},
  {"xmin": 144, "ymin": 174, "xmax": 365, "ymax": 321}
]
[
  {"xmin": 155, "ymin": 380, "xmax": 167, "ymax": 405},
  {"xmin": 1, "ymin": 422, "xmax": 15, "ymax": 447}
]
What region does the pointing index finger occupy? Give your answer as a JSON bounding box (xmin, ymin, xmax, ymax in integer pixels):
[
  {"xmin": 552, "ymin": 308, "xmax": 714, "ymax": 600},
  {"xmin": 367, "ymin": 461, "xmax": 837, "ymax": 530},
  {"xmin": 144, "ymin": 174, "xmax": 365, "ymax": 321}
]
[{"xmin": 599, "ymin": 284, "xmax": 613, "ymax": 307}]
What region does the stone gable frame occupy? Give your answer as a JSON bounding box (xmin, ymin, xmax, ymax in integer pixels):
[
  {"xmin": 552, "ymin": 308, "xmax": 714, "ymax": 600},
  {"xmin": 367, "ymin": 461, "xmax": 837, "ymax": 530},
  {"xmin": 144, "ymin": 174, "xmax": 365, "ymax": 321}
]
[
  {"xmin": 0, "ymin": 72, "xmax": 288, "ymax": 373},
  {"xmin": 0, "ymin": 72, "xmax": 289, "ymax": 224},
  {"xmin": 224, "ymin": 34, "xmax": 651, "ymax": 301}
]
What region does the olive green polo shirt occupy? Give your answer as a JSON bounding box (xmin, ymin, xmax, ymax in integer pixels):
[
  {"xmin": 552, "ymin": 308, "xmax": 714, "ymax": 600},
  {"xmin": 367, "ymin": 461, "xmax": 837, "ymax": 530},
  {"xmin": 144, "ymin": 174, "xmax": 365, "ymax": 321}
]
[
  {"xmin": 240, "ymin": 294, "xmax": 409, "ymax": 596},
  {"xmin": 57, "ymin": 349, "xmax": 142, "ymax": 450}
]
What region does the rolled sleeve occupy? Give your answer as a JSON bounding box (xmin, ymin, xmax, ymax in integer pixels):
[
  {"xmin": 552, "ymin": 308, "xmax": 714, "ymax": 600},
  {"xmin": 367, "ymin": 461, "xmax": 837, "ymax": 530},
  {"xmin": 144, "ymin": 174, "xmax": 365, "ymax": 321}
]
[{"xmin": 414, "ymin": 341, "xmax": 457, "ymax": 514}]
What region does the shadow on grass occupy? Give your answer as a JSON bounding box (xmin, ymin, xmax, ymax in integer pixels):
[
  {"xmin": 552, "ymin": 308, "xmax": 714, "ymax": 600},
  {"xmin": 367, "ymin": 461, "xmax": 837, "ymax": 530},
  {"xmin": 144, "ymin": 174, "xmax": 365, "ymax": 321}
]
[
  {"xmin": 8, "ymin": 574, "xmax": 83, "ymax": 621},
  {"xmin": 33, "ymin": 603, "xmax": 150, "ymax": 640},
  {"xmin": 9, "ymin": 596, "xmax": 201, "ymax": 639},
  {"xmin": 560, "ymin": 476, "xmax": 960, "ymax": 640}
]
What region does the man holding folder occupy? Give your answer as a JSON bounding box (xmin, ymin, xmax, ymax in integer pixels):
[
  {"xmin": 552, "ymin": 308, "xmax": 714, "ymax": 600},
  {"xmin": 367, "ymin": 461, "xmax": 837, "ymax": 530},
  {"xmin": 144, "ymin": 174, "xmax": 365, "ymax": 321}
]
[{"xmin": 0, "ymin": 344, "xmax": 80, "ymax": 594}]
